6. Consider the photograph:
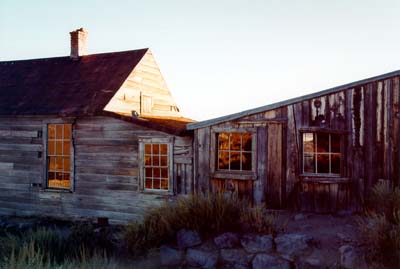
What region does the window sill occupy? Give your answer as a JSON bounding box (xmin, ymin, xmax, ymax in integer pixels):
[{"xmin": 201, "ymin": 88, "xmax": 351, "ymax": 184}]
[
  {"xmin": 42, "ymin": 188, "xmax": 73, "ymax": 193},
  {"xmin": 142, "ymin": 189, "xmax": 173, "ymax": 195},
  {"xmin": 300, "ymin": 174, "xmax": 349, "ymax": 183},
  {"xmin": 212, "ymin": 171, "xmax": 257, "ymax": 180}
]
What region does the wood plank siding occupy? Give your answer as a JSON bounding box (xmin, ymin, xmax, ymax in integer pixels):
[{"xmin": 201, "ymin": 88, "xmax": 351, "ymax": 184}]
[
  {"xmin": 0, "ymin": 116, "xmax": 192, "ymax": 223},
  {"xmin": 104, "ymin": 50, "xmax": 181, "ymax": 118},
  {"xmin": 192, "ymin": 75, "xmax": 400, "ymax": 212}
]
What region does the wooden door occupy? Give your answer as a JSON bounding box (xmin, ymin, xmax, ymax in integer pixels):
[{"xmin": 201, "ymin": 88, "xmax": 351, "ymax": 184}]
[{"xmin": 265, "ymin": 123, "xmax": 286, "ymax": 208}]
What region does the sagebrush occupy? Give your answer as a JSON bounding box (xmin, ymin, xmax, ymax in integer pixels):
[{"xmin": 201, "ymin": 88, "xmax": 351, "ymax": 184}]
[{"xmin": 359, "ymin": 182, "xmax": 400, "ymax": 269}]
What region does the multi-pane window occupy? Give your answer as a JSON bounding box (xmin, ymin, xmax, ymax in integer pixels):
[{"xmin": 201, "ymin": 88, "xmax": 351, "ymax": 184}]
[
  {"xmin": 217, "ymin": 133, "xmax": 252, "ymax": 171},
  {"xmin": 144, "ymin": 143, "xmax": 169, "ymax": 191},
  {"xmin": 47, "ymin": 124, "xmax": 72, "ymax": 189},
  {"xmin": 302, "ymin": 132, "xmax": 341, "ymax": 174}
]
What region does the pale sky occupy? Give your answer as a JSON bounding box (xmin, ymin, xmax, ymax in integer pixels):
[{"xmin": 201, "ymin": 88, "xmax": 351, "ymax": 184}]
[{"xmin": 1, "ymin": 0, "xmax": 400, "ymax": 121}]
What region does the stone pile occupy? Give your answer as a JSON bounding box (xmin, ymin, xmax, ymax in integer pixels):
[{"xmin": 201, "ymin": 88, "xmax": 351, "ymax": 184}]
[{"xmin": 160, "ymin": 229, "xmax": 320, "ymax": 269}]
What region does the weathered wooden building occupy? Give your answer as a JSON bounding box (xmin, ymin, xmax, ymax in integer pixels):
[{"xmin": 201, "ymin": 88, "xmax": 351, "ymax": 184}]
[
  {"xmin": 188, "ymin": 71, "xmax": 400, "ymax": 212},
  {"xmin": 0, "ymin": 28, "xmax": 193, "ymax": 223}
]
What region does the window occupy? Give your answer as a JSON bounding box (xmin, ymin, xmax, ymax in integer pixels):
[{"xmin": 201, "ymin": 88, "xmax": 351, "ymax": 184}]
[
  {"xmin": 142, "ymin": 142, "xmax": 171, "ymax": 191},
  {"xmin": 302, "ymin": 132, "xmax": 341, "ymax": 175},
  {"xmin": 217, "ymin": 133, "xmax": 253, "ymax": 171},
  {"xmin": 47, "ymin": 124, "xmax": 72, "ymax": 189}
]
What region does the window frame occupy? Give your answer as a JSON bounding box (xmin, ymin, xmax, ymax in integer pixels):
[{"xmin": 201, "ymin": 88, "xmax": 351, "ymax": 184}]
[
  {"xmin": 43, "ymin": 120, "xmax": 74, "ymax": 192},
  {"xmin": 211, "ymin": 127, "xmax": 257, "ymax": 180},
  {"xmin": 139, "ymin": 137, "xmax": 174, "ymax": 194},
  {"xmin": 299, "ymin": 128, "xmax": 344, "ymax": 177}
]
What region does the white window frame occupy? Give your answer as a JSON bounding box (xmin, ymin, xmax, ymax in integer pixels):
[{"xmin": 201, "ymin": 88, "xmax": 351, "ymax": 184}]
[
  {"xmin": 43, "ymin": 120, "xmax": 74, "ymax": 192},
  {"xmin": 139, "ymin": 137, "xmax": 174, "ymax": 194}
]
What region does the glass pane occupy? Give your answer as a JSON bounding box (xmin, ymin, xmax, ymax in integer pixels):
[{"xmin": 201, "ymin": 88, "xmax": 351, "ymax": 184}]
[
  {"xmin": 63, "ymin": 173, "xmax": 70, "ymax": 188},
  {"xmin": 56, "ymin": 125, "xmax": 63, "ymax": 139},
  {"xmin": 145, "ymin": 168, "xmax": 152, "ymax": 178},
  {"xmin": 242, "ymin": 133, "xmax": 252, "ymax": 151},
  {"xmin": 56, "ymin": 141, "xmax": 63, "ymax": 155},
  {"xmin": 152, "ymin": 144, "xmax": 159, "ymax": 154},
  {"xmin": 218, "ymin": 133, "xmax": 229, "ymax": 150},
  {"xmin": 153, "ymin": 155, "xmax": 160, "ymax": 166},
  {"xmin": 145, "ymin": 178, "xmax": 152, "ymax": 189},
  {"xmin": 242, "ymin": 153, "xmax": 252, "ymax": 171},
  {"xmin": 331, "ymin": 134, "xmax": 341, "ymax": 153},
  {"xmin": 317, "ymin": 154, "xmax": 329, "ymax": 173},
  {"xmin": 153, "ymin": 168, "xmax": 160, "ymax": 178},
  {"xmin": 161, "ymin": 179, "xmax": 168, "ymax": 190},
  {"xmin": 218, "ymin": 151, "xmax": 229, "ymax": 169},
  {"xmin": 303, "ymin": 153, "xmax": 315, "ymax": 173},
  {"xmin": 230, "ymin": 152, "xmax": 241, "ymax": 170},
  {"xmin": 55, "ymin": 158, "xmax": 63, "ymax": 171},
  {"xmin": 317, "ymin": 133, "xmax": 329, "ymax": 153},
  {"xmin": 303, "ymin": 133, "xmax": 314, "ymax": 153},
  {"xmin": 160, "ymin": 144, "xmax": 167, "ymax": 155},
  {"xmin": 145, "ymin": 155, "xmax": 151, "ymax": 166},
  {"xmin": 56, "ymin": 171, "xmax": 63, "ymax": 181},
  {"xmin": 48, "ymin": 125, "xmax": 55, "ymax": 139},
  {"xmin": 230, "ymin": 133, "xmax": 241, "ymax": 150},
  {"xmin": 161, "ymin": 168, "xmax": 168, "ymax": 179},
  {"xmin": 331, "ymin": 153, "xmax": 341, "ymax": 174},
  {"xmin": 48, "ymin": 179, "xmax": 56, "ymax": 188},
  {"xmin": 153, "ymin": 178, "xmax": 160, "ymax": 189},
  {"xmin": 48, "ymin": 171, "xmax": 55, "ymax": 181},
  {"xmin": 63, "ymin": 157, "xmax": 70, "ymax": 172},
  {"xmin": 160, "ymin": 156, "xmax": 168, "ymax": 166},
  {"xmin": 48, "ymin": 141, "xmax": 55, "ymax": 155},
  {"xmin": 49, "ymin": 157, "xmax": 56, "ymax": 171},
  {"xmin": 145, "ymin": 144, "xmax": 151, "ymax": 154},
  {"xmin": 64, "ymin": 141, "xmax": 70, "ymax": 155},
  {"xmin": 63, "ymin": 124, "xmax": 71, "ymax": 139}
]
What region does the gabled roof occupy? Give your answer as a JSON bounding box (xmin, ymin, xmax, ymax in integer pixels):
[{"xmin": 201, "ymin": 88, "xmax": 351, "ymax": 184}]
[
  {"xmin": 0, "ymin": 49, "xmax": 148, "ymax": 116},
  {"xmin": 187, "ymin": 69, "xmax": 400, "ymax": 130}
]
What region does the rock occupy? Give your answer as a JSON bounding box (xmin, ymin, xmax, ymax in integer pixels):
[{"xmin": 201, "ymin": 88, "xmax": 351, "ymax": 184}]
[
  {"xmin": 294, "ymin": 213, "xmax": 306, "ymax": 221},
  {"xmin": 252, "ymin": 253, "xmax": 290, "ymax": 269},
  {"xmin": 214, "ymin": 232, "xmax": 239, "ymax": 249},
  {"xmin": 336, "ymin": 210, "xmax": 353, "ymax": 217},
  {"xmin": 339, "ymin": 245, "xmax": 358, "ymax": 269},
  {"xmin": 300, "ymin": 224, "xmax": 313, "ymax": 231},
  {"xmin": 296, "ymin": 257, "xmax": 322, "ymax": 269},
  {"xmin": 176, "ymin": 229, "xmax": 201, "ymax": 249},
  {"xmin": 240, "ymin": 234, "xmax": 273, "ymax": 253},
  {"xmin": 186, "ymin": 248, "xmax": 218, "ymax": 269},
  {"xmin": 275, "ymin": 234, "xmax": 313, "ymax": 259},
  {"xmin": 160, "ymin": 245, "xmax": 183, "ymax": 267},
  {"xmin": 220, "ymin": 248, "xmax": 250, "ymax": 267},
  {"xmin": 337, "ymin": 233, "xmax": 351, "ymax": 242}
]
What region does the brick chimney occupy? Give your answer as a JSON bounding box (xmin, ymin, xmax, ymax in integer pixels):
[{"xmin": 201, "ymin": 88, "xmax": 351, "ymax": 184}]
[{"xmin": 70, "ymin": 28, "xmax": 88, "ymax": 60}]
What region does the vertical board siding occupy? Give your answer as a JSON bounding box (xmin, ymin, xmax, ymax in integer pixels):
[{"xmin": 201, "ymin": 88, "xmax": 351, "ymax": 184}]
[{"xmin": 194, "ymin": 75, "xmax": 400, "ymax": 212}]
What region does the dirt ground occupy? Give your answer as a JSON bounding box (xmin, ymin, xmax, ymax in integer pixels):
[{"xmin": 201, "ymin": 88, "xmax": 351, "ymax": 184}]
[{"xmin": 276, "ymin": 211, "xmax": 361, "ymax": 268}]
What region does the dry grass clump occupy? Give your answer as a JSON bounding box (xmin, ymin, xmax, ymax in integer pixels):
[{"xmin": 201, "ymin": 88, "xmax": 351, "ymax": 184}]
[
  {"xmin": 125, "ymin": 192, "xmax": 279, "ymax": 254},
  {"xmin": 358, "ymin": 182, "xmax": 400, "ymax": 268}
]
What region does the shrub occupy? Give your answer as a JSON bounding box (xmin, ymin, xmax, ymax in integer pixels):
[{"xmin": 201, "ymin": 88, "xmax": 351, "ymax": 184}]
[
  {"xmin": 359, "ymin": 182, "xmax": 400, "ymax": 268},
  {"xmin": 1, "ymin": 242, "xmax": 121, "ymax": 269},
  {"xmin": 125, "ymin": 192, "xmax": 278, "ymax": 254}
]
